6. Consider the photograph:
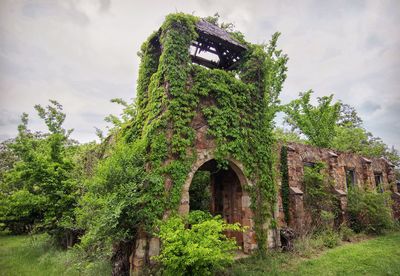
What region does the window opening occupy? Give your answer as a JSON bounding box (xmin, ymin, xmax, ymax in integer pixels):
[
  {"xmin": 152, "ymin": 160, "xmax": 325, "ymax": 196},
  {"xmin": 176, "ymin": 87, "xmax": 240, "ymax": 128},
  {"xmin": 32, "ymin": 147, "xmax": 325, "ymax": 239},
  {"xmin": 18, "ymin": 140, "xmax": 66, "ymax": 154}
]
[
  {"xmin": 345, "ymin": 168, "xmax": 356, "ymax": 190},
  {"xmin": 374, "ymin": 172, "xmax": 384, "ymax": 193},
  {"xmin": 303, "ymin": 161, "xmax": 315, "ymax": 168}
]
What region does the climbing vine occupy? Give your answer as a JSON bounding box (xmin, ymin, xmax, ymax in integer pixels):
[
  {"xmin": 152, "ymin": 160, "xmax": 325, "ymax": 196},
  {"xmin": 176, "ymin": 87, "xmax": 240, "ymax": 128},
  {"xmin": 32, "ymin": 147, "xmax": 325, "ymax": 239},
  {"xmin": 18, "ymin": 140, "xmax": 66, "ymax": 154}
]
[
  {"xmin": 280, "ymin": 145, "xmax": 290, "ymax": 224},
  {"xmin": 78, "ymin": 13, "xmax": 288, "ymax": 269},
  {"xmin": 303, "ymin": 162, "xmax": 339, "ymax": 230}
]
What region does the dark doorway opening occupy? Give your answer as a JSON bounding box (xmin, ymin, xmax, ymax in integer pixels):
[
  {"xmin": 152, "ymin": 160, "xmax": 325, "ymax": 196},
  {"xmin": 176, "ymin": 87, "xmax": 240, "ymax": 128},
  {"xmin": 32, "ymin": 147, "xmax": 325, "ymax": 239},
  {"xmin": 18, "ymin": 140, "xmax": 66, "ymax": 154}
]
[{"xmin": 189, "ymin": 159, "xmax": 244, "ymax": 248}]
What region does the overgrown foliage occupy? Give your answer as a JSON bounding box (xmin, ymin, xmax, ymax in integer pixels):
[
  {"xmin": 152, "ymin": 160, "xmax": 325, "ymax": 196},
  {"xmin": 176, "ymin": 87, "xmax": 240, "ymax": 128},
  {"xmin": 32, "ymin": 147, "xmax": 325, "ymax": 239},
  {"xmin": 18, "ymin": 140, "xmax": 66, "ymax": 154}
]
[
  {"xmin": 76, "ymin": 139, "xmax": 149, "ymax": 257},
  {"xmin": 0, "ymin": 101, "xmax": 81, "ymax": 247},
  {"xmin": 285, "ymin": 90, "xmax": 341, "ymax": 148},
  {"xmin": 302, "ymin": 162, "xmax": 339, "ymax": 231},
  {"xmin": 76, "ymin": 13, "xmax": 288, "ymax": 269},
  {"xmin": 283, "ymin": 94, "xmax": 399, "ymax": 167},
  {"xmin": 3, "ymin": 11, "xmax": 398, "ymax": 275},
  {"xmin": 154, "ymin": 211, "xmax": 242, "ymax": 275},
  {"xmin": 347, "ymin": 187, "xmax": 394, "ymax": 234},
  {"xmin": 77, "ymin": 15, "xmax": 199, "ymax": 265},
  {"xmin": 280, "ymin": 146, "xmax": 290, "ymax": 224}
]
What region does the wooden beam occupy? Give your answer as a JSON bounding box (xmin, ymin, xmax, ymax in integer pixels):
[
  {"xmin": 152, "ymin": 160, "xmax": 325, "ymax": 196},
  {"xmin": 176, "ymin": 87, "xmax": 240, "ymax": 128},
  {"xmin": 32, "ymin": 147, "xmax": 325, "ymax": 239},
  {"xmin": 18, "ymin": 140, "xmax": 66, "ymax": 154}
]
[{"xmin": 191, "ymin": 55, "xmax": 219, "ymax": 69}]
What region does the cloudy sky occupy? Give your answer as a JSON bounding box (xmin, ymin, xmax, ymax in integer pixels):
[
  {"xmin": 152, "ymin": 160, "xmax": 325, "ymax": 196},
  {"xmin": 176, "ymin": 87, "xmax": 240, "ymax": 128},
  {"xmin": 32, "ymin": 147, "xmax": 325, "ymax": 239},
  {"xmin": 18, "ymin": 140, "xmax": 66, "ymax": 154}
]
[{"xmin": 1, "ymin": 0, "xmax": 399, "ymax": 149}]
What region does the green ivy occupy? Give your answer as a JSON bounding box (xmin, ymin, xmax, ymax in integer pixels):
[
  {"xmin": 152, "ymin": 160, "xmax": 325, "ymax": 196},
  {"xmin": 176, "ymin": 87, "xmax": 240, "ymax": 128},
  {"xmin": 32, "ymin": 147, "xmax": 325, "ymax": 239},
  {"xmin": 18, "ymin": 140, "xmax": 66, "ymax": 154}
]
[
  {"xmin": 79, "ymin": 13, "xmax": 288, "ymax": 261},
  {"xmin": 280, "ymin": 145, "xmax": 290, "ymax": 224},
  {"xmin": 303, "ymin": 162, "xmax": 338, "ymax": 231}
]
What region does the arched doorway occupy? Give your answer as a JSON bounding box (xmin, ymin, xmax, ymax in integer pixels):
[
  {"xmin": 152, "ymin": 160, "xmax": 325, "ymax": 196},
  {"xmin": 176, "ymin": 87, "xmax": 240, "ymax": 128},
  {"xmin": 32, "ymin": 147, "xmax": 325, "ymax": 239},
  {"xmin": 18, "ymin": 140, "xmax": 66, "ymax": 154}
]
[{"xmin": 188, "ymin": 159, "xmax": 244, "ymax": 248}]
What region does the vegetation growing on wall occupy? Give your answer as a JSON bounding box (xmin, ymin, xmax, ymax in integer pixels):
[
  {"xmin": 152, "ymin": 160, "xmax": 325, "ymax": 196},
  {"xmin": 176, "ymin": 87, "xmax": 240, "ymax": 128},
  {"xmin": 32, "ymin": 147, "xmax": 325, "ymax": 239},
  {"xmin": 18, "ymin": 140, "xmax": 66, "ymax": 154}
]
[
  {"xmin": 191, "ymin": 33, "xmax": 288, "ymax": 252},
  {"xmin": 280, "ymin": 146, "xmax": 290, "ymax": 224},
  {"xmin": 347, "ymin": 187, "xmax": 394, "ymax": 234},
  {"xmin": 0, "ymin": 11, "xmax": 399, "ymax": 276},
  {"xmin": 75, "ymin": 14, "xmax": 289, "ymax": 271},
  {"xmin": 76, "ymin": 15, "xmax": 200, "ymax": 268},
  {"xmin": 302, "ymin": 162, "xmax": 338, "ymax": 231}
]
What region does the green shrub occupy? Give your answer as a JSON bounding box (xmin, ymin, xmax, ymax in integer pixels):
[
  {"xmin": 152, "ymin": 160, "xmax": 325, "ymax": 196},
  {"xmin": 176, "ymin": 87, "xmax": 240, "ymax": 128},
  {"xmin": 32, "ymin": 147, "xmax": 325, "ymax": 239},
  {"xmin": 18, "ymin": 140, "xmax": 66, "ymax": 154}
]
[
  {"xmin": 303, "ymin": 162, "xmax": 339, "ymax": 231},
  {"xmin": 339, "ymin": 224, "xmax": 355, "ymax": 242},
  {"xmin": 347, "ymin": 187, "xmax": 394, "ymax": 234},
  {"xmin": 318, "ymin": 229, "xmax": 340, "ymax": 248},
  {"xmin": 320, "ymin": 210, "xmax": 335, "ymax": 230},
  {"xmin": 154, "ymin": 211, "xmax": 242, "ymax": 276}
]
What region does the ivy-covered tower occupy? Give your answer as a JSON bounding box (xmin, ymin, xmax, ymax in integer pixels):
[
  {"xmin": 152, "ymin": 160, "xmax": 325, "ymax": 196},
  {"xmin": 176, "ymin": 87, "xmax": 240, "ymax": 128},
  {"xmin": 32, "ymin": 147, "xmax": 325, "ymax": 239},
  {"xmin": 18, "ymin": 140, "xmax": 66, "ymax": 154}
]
[{"xmin": 126, "ymin": 13, "xmax": 287, "ymax": 273}]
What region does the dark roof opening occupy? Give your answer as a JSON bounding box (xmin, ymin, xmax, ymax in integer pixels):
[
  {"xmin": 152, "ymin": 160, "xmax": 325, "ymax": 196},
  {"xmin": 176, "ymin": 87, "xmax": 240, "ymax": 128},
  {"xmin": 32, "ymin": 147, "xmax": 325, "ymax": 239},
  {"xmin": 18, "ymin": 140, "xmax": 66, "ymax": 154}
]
[{"xmin": 191, "ymin": 19, "xmax": 247, "ymax": 70}]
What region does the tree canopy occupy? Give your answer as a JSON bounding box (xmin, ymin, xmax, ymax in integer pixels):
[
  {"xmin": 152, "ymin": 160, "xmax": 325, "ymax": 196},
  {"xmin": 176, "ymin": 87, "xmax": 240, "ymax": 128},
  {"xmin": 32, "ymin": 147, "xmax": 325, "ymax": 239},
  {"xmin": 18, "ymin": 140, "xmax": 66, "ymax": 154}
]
[
  {"xmin": 0, "ymin": 101, "xmax": 81, "ymax": 246},
  {"xmin": 284, "ymin": 90, "xmax": 341, "ymax": 148},
  {"xmin": 282, "ymin": 91, "xmax": 399, "ymax": 166}
]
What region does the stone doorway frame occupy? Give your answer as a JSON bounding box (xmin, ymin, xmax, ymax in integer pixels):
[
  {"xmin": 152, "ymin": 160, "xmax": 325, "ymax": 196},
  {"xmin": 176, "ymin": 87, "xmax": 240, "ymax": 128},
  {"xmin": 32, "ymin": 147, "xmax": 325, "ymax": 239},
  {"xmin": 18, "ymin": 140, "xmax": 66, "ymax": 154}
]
[{"xmin": 178, "ymin": 149, "xmax": 257, "ymax": 253}]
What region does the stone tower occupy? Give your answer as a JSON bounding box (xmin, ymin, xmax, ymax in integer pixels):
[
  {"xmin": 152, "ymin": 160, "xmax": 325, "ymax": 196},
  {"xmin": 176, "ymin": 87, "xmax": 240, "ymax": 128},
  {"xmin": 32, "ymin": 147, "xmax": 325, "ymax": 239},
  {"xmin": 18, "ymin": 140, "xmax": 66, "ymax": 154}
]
[{"xmin": 127, "ymin": 13, "xmax": 285, "ymax": 273}]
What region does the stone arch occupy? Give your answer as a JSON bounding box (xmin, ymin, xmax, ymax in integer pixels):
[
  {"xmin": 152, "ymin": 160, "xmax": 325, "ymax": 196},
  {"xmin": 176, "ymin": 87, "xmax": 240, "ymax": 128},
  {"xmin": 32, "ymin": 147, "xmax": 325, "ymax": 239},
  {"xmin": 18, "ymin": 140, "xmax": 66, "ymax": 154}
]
[{"xmin": 178, "ymin": 150, "xmax": 256, "ymax": 253}]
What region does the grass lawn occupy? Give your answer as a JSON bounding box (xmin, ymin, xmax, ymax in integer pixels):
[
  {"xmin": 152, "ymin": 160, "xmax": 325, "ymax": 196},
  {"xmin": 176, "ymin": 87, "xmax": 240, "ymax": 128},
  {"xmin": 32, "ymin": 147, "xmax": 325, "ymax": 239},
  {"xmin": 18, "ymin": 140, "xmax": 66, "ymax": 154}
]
[
  {"xmin": 1, "ymin": 232, "xmax": 399, "ymax": 275},
  {"xmin": 0, "ymin": 234, "xmax": 110, "ymax": 276},
  {"xmin": 230, "ymin": 232, "xmax": 400, "ymax": 276}
]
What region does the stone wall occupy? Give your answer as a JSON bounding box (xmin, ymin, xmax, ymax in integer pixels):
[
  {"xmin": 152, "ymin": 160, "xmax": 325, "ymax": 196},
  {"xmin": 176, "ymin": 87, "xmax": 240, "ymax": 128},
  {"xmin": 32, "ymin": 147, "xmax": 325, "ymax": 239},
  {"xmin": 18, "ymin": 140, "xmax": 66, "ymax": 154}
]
[{"xmin": 277, "ymin": 142, "xmax": 398, "ymax": 234}]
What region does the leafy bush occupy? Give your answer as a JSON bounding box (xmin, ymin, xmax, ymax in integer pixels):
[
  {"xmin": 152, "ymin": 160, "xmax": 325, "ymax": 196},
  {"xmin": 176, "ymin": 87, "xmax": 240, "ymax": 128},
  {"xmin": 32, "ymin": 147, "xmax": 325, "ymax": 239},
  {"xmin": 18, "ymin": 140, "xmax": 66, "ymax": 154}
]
[
  {"xmin": 320, "ymin": 210, "xmax": 335, "ymax": 230},
  {"xmin": 339, "ymin": 224, "xmax": 355, "ymax": 242},
  {"xmin": 347, "ymin": 187, "xmax": 394, "ymax": 234},
  {"xmin": 154, "ymin": 211, "xmax": 242, "ymax": 275},
  {"xmin": 0, "ymin": 102, "xmax": 82, "ymax": 247},
  {"xmin": 303, "ymin": 162, "xmax": 339, "ymax": 230},
  {"xmin": 76, "ymin": 139, "xmax": 149, "ymax": 257},
  {"xmin": 318, "ymin": 229, "xmax": 340, "ymax": 248}
]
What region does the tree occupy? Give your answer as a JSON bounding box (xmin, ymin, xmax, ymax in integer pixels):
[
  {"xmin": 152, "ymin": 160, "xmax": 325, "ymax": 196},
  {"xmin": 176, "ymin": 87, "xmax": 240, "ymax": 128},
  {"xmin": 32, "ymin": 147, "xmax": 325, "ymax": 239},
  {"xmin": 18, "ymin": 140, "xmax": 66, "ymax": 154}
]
[
  {"xmin": 284, "ymin": 90, "xmax": 341, "ymax": 148},
  {"xmin": 337, "ymin": 103, "xmax": 363, "ymax": 128},
  {"xmin": 331, "ymin": 106, "xmax": 400, "ymax": 167},
  {"xmin": 284, "ymin": 95, "xmax": 400, "ymax": 166},
  {"xmin": 104, "ymin": 98, "xmax": 137, "ymax": 131},
  {"xmin": 0, "ymin": 101, "xmax": 80, "ymax": 247},
  {"xmin": 273, "ymin": 127, "xmax": 304, "ymax": 143},
  {"xmin": 0, "ymin": 139, "xmax": 18, "ymax": 183},
  {"xmin": 331, "ymin": 126, "xmax": 369, "ymax": 153}
]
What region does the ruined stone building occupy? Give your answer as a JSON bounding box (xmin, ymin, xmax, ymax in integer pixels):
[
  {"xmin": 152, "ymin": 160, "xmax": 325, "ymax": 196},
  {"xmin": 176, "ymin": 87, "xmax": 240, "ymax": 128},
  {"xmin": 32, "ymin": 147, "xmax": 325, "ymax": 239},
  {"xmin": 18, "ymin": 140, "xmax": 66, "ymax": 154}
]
[
  {"xmin": 128, "ymin": 14, "xmax": 400, "ymax": 273},
  {"xmin": 277, "ymin": 142, "xmax": 400, "ymax": 235}
]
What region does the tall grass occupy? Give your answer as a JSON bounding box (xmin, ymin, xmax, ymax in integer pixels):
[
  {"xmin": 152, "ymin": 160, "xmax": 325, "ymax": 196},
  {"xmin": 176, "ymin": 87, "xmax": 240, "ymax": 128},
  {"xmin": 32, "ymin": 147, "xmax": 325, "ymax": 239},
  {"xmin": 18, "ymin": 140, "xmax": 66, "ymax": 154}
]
[{"xmin": 0, "ymin": 234, "xmax": 110, "ymax": 276}]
